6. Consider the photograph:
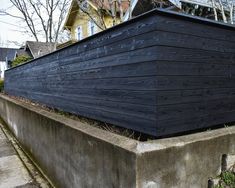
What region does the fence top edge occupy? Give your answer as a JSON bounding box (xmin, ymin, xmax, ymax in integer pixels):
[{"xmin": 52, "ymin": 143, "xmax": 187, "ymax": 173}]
[{"xmin": 6, "ymin": 8, "xmax": 235, "ymax": 72}]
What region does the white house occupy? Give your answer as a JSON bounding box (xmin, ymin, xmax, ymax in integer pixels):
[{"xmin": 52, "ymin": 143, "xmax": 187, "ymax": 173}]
[{"xmin": 0, "ymin": 48, "xmax": 18, "ymax": 79}]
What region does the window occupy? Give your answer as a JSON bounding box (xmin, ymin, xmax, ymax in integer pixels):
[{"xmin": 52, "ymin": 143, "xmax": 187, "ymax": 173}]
[
  {"xmin": 80, "ymin": 1, "xmax": 88, "ymax": 10},
  {"xmin": 88, "ymin": 20, "xmax": 97, "ymax": 36},
  {"xmin": 77, "ymin": 26, "xmax": 83, "ymax": 40}
]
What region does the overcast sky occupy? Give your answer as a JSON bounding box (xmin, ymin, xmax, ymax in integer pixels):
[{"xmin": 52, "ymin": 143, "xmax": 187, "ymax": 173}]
[{"xmin": 0, "ymin": 0, "xmax": 35, "ymax": 48}]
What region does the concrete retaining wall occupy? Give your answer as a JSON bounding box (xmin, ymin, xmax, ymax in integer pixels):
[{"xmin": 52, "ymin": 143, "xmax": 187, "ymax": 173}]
[{"xmin": 0, "ymin": 94, "xmax": 235, "ymax": 188}]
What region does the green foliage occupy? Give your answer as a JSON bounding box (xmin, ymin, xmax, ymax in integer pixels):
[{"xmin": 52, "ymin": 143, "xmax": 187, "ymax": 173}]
[
  {"xmin": 214, "ymin": 171, "xmax": 235, "ymax": 188},
  {"xmin": 0, "ymin": 80, "xmax": 3, "ymax": 92},
  {"xmin": 221, "ymin": 171, "xmax": 235, "ymax": 187},
  {"xmin": 12, "ymin": 55, "xmax": 32, "ymax": 67},
  {"xmin": 214, "ymin": 185, "xmax": 223, "ymax": 188}
]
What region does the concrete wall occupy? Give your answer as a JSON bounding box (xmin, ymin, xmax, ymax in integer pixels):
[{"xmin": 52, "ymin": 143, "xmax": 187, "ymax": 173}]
[
  {"xmin": 0, "ymin": 94, "xmax": 235, "ymax": 188},
  {"xmin": 136, "ymin": 133, "xmax": 235, "ymax": 187}
]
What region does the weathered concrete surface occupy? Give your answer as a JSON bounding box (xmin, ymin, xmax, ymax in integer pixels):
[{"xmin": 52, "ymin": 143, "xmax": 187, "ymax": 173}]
[
  {"xmin": 0, "ymin": 120, "xmax": 51, "ymax": 188},
  {"xmin": 0, "ymin": 123, "xmax": 33, "ymax": 188},
  {"xmin": 0, "ymin": 95, "xmax": 137, "ymax": 188},
  {"xmin": 0, "ymin": 94, "xmax": 235, "ymax": 188},
  {"xmin": 136, "ymin": 131, "xmax": 235, "ymax": 188},
  {"xmin": 0, "ymin": 155, "xmax": 31, "ymax": 188}
]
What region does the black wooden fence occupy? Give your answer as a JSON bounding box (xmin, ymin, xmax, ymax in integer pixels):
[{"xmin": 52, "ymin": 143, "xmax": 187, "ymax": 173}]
[{"xmin": 5, "ymin": 9, "xmax": 235, "ymax": 137}]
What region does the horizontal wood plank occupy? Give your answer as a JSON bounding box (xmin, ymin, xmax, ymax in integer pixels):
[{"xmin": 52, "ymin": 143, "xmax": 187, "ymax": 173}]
[{"xmin": 5, "ymin": 9, "xmax": 235, "ymax": 137}]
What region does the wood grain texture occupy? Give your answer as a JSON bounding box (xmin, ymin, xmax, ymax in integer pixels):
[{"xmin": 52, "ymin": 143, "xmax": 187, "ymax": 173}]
[{"xmin": 4, "ymin": 9, "xmax": 235, "ymax": 137}]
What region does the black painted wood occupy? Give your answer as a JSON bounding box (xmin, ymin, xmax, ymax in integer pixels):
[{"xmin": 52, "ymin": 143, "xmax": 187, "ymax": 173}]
[{"xmin": 4, "ymin": 9, "xmax": 235, "ymax": 137}]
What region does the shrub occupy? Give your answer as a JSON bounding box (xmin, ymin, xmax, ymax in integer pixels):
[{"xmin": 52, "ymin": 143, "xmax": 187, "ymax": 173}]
[
  {"xmin": 214, "ymin": 171, "xmax": 235, "ymax": 188},
  {"xmin": 0, "ymin": 80, "xmax": 4, "ymax": 92},
  {"xmin": 221, "ymin": 171, "xmax": 235, "ymax": 187},
  {"xmin": 12, "ymin": 55, "xmax": 33, "ymax": 67}
]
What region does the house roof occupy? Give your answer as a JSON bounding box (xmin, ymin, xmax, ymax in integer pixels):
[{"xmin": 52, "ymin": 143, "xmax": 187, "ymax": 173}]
[
  {"xmin": 132, "ymin": 0, "xmax": 157, "ymax": 17},
  {"xmin": 64, "ymin": 0, "xmax": 129, "ymax": 28},
  {"xmin": 90, "ymin": 0, "xmax": 129, "ymax": 12},
  {"xmin": 56, "ymin": 40, "xmax": 77, "ymax": 50},
  {"xmin": 16, "ymin": 48, "xmax": 32, "ymax": 58},
  {"xmin": 25, "ymin": 41, "xmax": 56, "ymax": 59},
  {"xmin": 0, "ymin": 48, "xmax": 18, "ymax": 62},
  {"xmin": 64, "ymin": 0, "xmax": 79, "ymax": 28},
  {"xmin": 131, "ymin": 0, "xmax": 183, "ymax": 17}
]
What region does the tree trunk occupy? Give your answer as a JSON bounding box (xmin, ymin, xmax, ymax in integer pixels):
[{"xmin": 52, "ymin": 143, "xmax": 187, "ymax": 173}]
[{"xmin": 211, "ymin": 0, "xmax": 218, "ymax": 21}]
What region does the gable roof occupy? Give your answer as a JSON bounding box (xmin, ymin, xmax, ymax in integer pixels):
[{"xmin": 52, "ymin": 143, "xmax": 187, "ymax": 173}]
[
  {"xmin": 25, "ymin": 41, "xmax": 56, "ymax": 59},
  {"xmin": 64, "ymin": 0, "xmax": 79, "ymax": 28},
  {"xmin": 16, "ymin": 48, "xmax": 33, "ymax": 58},
  {"xmin": 0, "ymin": 48, "xmax": 18, "ymax": 62},
  {"xmin": 132, "ymin": 0, "xmax": 157, "ymax": 17}
]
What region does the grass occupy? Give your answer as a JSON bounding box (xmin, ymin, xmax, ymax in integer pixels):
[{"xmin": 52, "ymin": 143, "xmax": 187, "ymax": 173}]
[
  {"xmin": 0, "ymin": 79, "xmax": 4, "ymax": 92},
  {"xmin": 214, "ymin": 171, "xmax": 235, "ymax": 188}
]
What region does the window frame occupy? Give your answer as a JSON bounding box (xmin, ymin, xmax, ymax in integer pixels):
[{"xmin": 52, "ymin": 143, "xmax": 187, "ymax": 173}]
[
  {"xmin": 88, "ymin": 20, "xmax": 97, "ymax": 36},
  {"xmin": 77, "ymin": 25, "xmax": 83, "ymax": 41}
]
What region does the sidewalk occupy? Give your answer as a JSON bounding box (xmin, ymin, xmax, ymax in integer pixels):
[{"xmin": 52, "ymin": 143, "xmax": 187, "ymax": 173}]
[{"xmin": 0, "ymin": 122, "xmax": 51, "ymax": 188}]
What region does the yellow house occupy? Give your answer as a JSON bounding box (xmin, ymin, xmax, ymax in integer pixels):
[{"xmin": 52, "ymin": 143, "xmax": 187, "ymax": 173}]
[{"xmin": 61, "ymin": 0, "xmax": 129, "ymax": 47}]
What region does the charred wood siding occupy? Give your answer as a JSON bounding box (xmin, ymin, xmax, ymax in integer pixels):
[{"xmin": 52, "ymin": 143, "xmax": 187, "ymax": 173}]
[{"xmin": 4, "ymin": 10, "xmax": 235, "ymax": 137}]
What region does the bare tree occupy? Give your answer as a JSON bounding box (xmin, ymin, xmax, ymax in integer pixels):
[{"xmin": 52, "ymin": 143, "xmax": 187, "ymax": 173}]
[
  {"xmin": 211, "ymin": 0, "xmax": 219, "ymax": 21},
  {"xmin": 211, "ymin": 0, "xmax": 235, "ymax": 23},
  {"xmin": 228, "ymin": 0, "xmax": 235, "ymax": 23},
  {"xmin": 0, "ymin": 0, "xmax": 70, "ymax": 42},
  {"xmin": 76, "ymin": 0, "xmax": 129, "ymax": 31},
  {"xmin": 218, "ymin": 0, "xmax": 228, "ymax": 22}
]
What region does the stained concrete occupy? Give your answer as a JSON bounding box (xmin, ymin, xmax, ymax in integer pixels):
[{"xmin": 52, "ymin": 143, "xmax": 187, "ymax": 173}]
[
  {"xmin": 0, "ymin": 120, "xmax": 51, "ymax": 188},
  {"xmin": 0, "ymin": 94, "xmax": 235, "ymax": 188},
  {"xmin": 0, "ymin": 155, "xmax": 32, "ymax": 188},
  {"xmin": 0, "ymin": 124, "xmax": 33, "ymax": 188}
]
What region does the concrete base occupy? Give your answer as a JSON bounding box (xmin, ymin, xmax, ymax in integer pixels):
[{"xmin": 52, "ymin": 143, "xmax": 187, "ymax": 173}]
[{"xmin": 0, "ymin": 94, "xmax": 235, "ymax": 188}]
